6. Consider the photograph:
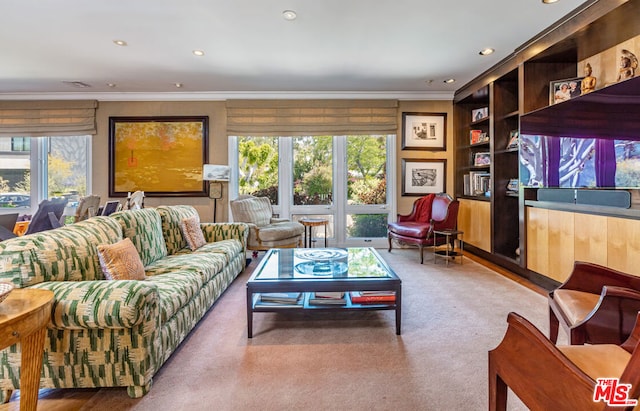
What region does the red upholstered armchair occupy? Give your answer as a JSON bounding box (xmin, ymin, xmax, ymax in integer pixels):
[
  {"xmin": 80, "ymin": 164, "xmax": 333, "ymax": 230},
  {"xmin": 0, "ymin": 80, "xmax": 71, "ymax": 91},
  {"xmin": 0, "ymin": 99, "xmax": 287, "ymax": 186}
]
[{"xmin": 387, "ymin": 193, "xmax": 459, "ymax": 264}]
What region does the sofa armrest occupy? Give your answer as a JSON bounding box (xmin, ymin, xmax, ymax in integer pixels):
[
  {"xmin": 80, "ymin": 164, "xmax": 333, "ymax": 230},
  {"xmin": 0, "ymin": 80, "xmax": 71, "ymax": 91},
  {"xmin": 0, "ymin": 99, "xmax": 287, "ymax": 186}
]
[
  {"xmin": 201, "ymin": 222, "xmax": 249, "ymax": 250},
  {"xmin": 29, "ymin": 280, "xmax": 159, "ymax": 330}
]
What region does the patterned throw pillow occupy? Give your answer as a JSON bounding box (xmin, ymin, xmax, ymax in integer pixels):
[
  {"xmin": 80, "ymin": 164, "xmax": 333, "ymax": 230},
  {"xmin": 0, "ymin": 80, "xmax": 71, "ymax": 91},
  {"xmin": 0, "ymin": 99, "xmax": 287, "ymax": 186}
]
[
  {"xmin": 180, "ymin": 216, "xmax": 206, "ymax": 251},
  {"xmin": 97, "ymin": 238, "xmax": 146, "ymax": 280}
]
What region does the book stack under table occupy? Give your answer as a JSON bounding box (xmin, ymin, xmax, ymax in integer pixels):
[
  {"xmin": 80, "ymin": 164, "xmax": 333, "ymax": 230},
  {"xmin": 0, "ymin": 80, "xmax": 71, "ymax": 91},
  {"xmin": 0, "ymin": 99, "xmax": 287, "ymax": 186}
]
[
  {"xmin": 254, "ymin": 291, "xmax": 396, "ymax": 307},
  {"xmin": 255, "ymin": 292, "xmax": 303, "ymax": 308},
  {"xmin": 349, "ymin": 291, "xmax": 396, "ymax": 304},
  {"xmin": 309, "ymin": 291, "xmax": 347, "ymax": 305}
]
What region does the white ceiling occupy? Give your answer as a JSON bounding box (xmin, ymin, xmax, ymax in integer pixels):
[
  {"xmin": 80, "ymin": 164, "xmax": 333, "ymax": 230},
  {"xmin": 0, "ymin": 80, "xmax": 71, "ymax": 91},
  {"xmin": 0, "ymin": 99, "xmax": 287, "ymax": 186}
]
[{"xmin": 0, "ymin": 0, "xmax": 588, "ymax": 100}]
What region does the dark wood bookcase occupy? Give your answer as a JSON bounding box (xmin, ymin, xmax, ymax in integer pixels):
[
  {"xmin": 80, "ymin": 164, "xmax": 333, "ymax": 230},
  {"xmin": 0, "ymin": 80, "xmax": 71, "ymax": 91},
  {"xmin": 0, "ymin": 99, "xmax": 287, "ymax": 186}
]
[{"xmin": 453, "ymin": 0, "xmax": 640, "ymax": 286}]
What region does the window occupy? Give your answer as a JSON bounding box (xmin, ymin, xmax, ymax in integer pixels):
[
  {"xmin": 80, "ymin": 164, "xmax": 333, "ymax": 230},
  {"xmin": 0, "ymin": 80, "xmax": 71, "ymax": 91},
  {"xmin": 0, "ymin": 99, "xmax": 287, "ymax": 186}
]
[{"xmin": 0, "ymin": 135, "xmax": 91, "ymax": 215}]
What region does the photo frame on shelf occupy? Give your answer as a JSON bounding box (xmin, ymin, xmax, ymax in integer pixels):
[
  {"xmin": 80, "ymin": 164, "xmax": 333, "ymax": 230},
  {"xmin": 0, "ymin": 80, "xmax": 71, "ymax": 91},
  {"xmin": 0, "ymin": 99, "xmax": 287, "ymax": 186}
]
[
  {"xmin": 506, "ymin": 130, "xmax": 519, "ymax": 150},
  {"xmin": 401, "ymin": 112, "xmax": 447, "ymax": 151},
  {"xmin": 471, "ymin": 107, "xmax": 488, "ymax": 122},
  {"xmin": 401, "ymin": 159, "xmax": 446, "ymax": 196},
  {"xmin": 550, "ymin": 77, "xmax": 584, "ymax": 104},
  {"xmin": 109, "ymin": 116, "xmax": 209, "ymax": 197},
  {"xmin": 473, "ymin": 152, "xmax": 491, "ymax": 166}
]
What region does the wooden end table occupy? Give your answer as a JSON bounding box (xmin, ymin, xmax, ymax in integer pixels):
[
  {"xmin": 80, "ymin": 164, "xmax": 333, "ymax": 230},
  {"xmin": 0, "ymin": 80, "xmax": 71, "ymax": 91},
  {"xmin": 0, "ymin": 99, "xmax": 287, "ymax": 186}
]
[
  {"xmin": 0, "ymin": 288, "xmax": 54, "ymax": 411},
  {"xmin": 299, "ymin": 218, "xmax": 328, "ymax": 248}
]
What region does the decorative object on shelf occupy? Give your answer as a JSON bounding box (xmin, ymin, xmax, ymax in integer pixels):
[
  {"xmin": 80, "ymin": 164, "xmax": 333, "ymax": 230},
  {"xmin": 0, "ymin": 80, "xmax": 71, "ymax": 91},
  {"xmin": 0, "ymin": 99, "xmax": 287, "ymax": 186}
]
[
  {"xmin": 108, "ymin": 116, "xmax": 209, "ymax": 197},
  {"xmin": 506, "ymin": 178, "xmax": 519, "ymax": 193},
  {"xmin": 466, "ymin": 171, "xmax": 490, "ymax": 196},
  {"xmin": 471, "ymin": 107, "xmax": 488, "ymax": 122},
  {"xmin": 401, "ymin": 112, "xmax": 447, "ymax": 151},
  {"xmin": 0, "ymin": 282, "xmax": 13, "ymax": 304},
  {"xmin": 470, "ymin": 130, "xmax": 489, "ymax": 145},
  {"xmin": 401, "ymin": 159, "xmax": 446, "ymax": 196},
  {"xmin": 580, "ymin": 62, "xmax": 597, "ymax": 94},
  {"xmin": 616, "ymin": 49, "xmax": 638, "ymax": 82},
  {"xmin": 474, "ymin": 152, "xmax": 491, "ymax": 166},
  {"xmin": 506, "ymin": 130, "xmax": 519, "ymax": 149},
  {"xmin": 549, "ymin": 77, "xmax": 583, "ymax": 104}
]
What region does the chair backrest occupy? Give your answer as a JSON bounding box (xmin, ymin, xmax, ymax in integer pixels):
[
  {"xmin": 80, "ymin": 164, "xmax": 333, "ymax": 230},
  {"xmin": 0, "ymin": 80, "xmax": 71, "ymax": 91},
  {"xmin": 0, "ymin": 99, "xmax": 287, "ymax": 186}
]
[
  {"xmin": 431, "ymin": 193, "xmax": 453, "ymax": 222},
  {"xmin": 0, "ymin": 213, "xmax": 18, "ymax": 232},
  {"xmin": 126, "ymin": 191, "xmax": 145, "ymax": 210},
  {"xmin": 101, "ymin": 200, "xmax": 121, "ymax": 216},
  {"xmin": 230, "ymin": 195, "xmax": 273, "ymax": 227},
  {"xmin": 25, "ymin": 198, "xmax": 68, "ymax": 235},
  {"xmin": 74, "ymin": 195, "xmax": 101, "ymax": 222}
]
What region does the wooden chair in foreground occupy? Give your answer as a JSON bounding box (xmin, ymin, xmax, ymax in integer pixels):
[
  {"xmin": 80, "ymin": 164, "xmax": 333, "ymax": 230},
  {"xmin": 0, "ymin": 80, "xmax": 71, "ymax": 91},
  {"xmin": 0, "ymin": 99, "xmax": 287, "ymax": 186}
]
[
  {"xmin": 549, "ymin": 261, "xmax": 640, "ymax": 345},
  {"xmin": 489, "ymin": 312, "xmax": 640, "ymax": 411},
  {"xmin": 387, "ymin": 193, "xmax": 459, "ymax": 264}
]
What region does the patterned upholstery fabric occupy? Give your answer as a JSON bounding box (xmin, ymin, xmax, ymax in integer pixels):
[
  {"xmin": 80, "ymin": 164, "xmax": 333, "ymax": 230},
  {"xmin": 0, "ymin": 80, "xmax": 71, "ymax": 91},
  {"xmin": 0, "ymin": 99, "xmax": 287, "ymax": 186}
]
[
  {"xmin": 180, "ymin": 216, "xmax": 206, "ymax": 251},
  {"xmin": 0, "ymin": 205, "xmax": 247, "ymax": 400},
  {"xmin": 230, "ymin": 196, "xmax": 272, "ymax": 227},
  {"xmin": 111, "ymin": 209, "xmax": 168, "ymax": 266},
  {"xmin": 97, "ymin": 238, "xmax": 146, "ymax": 280},
  {"xmin": 156, "ymin": 205, "xmax": 200, "ymax": 255}
]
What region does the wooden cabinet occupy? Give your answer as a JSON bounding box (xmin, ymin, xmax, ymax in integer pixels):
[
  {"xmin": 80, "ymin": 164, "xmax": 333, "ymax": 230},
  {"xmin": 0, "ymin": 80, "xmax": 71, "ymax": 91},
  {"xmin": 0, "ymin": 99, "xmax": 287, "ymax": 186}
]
[{"xmin": 458, "ymin": 199, "xmax": 491, "ymax": 253}]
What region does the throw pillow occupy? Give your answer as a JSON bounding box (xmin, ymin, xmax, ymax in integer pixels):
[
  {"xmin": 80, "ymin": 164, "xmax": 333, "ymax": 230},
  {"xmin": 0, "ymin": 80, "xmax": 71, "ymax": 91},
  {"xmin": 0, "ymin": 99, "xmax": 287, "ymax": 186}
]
[
  {"xmin": 97, "ymin": 238, "xmax": 146, "ymax": 280},
  {"xmin": 180, "ymin": 216, "xmax": 206, "ymax": 251}
]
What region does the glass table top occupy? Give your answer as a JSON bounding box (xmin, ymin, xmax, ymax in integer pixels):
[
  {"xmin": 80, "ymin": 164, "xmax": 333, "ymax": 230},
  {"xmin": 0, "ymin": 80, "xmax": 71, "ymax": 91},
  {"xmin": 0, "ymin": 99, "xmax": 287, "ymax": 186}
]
[{"xmin": 250, "ymin": 247, "xmax": 396, "ymax": 281}]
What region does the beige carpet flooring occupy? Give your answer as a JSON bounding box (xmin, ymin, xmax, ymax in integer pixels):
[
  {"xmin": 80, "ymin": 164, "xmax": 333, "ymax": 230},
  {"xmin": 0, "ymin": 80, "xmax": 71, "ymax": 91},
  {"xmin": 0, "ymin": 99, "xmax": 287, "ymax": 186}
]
[{"xmin": 4, "ymin": 249, "xmax": 565, "ymax": 411}]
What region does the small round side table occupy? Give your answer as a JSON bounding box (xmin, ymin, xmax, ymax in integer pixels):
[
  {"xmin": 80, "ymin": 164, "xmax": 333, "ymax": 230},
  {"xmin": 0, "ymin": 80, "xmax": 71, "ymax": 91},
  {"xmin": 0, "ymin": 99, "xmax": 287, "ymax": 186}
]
[
  {"xmin": 0, "ymin": 288, "xmax": 54, "ymax": 411},
  {"xmin": 299, "ymin": 218, "xmax": 329, "ymax": 248}
]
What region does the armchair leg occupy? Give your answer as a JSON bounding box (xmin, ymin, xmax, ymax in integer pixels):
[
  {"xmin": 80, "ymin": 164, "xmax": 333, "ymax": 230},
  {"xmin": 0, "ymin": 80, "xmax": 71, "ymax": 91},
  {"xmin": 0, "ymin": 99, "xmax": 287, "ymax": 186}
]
[
  {"xmin": 388, "ymin": 233, "xmax": 392, "ymax": 253},
  {"xmin": 419, "ymin": 245, "xmax": 424, "ymax": 264},
  {"xmin": 549, "ymin": 308, "xmax": 560, "ymax": 344},
  {"xmin": 488, "ymin": 360, "xmax": 508, "ymax": 411}
]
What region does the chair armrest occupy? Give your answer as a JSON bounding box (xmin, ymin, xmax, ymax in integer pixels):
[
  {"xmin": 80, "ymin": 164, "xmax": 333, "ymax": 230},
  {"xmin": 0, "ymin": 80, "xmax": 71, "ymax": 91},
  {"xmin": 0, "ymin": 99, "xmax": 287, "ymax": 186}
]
[
  {"xmin": 489, "ymin": 312, "xmax": 596, "ymax": 410},
  {"xmin": 201, "ymin": 222, "xmax": 249, "ymax": 244},
  {"xmin": 557, "ymin": 262, "xmax": 640, "ymax": 294},
  {"xmin": 29, "ymin": 280, "xmax": 159, "ymax": 330},
  {"xmin": 270, "ymin": 217, "xmax": 289, "ymax": 224}
]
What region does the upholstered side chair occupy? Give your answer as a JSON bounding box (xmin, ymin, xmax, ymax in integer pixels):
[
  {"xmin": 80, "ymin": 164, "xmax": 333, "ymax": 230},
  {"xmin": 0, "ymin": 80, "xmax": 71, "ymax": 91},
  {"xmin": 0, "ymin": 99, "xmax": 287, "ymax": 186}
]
[
  {"xmin": 387, "ymin": 193, "xmax": 459, "ymax": 263},
  {"xmin": 549, "ymin": 261, "xmax": 640, "ymax": 346},
  {"xmin": 230, "ymin": 194, "xmax": 304, "ymax": 256}
]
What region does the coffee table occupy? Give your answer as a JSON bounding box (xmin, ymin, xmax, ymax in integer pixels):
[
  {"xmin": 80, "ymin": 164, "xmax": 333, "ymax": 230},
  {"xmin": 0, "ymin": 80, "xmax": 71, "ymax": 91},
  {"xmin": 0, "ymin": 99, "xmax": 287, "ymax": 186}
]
[{"xmin": 246, "ymin": 247, "xmax": 401, "ymax": 338}]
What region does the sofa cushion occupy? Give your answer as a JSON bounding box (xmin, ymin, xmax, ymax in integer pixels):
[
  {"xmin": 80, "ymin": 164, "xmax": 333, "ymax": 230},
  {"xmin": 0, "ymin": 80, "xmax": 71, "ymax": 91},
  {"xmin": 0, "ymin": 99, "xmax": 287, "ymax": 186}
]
[
  {"xmin": 0, "ymin": 217, "xmax": 123, "ymax": 287},
  {"xmin": 156, "ymin": 205, "xmax": 201, "ymax": 255},
  {"xmin": 97, "ymin": 238, "xmax": 146, "ymax": 281},
  {"xmin": 388, "ymin": 221, "xmax": 431, "ymax": 238},
  {"xmin": 144, "ymin": 252, "xmax": 226, "ymax": 284},
  {"xmin": 180, "ymin": 216, "xmax": 206, "ymax": 251},
  {"xmin": 112, "ymin": 209, "xmax": 168, "ymax": 266},
  {"xmin": 231, "ymin": 196, "xmax": 272, "ymax": 227},
  {"xmin": 144, "ymin": 271, "xmax": 203, "ymax": 323},
  {"xmin": 258, "ymin": 222, "xmax": 304, "ymax": 241}
]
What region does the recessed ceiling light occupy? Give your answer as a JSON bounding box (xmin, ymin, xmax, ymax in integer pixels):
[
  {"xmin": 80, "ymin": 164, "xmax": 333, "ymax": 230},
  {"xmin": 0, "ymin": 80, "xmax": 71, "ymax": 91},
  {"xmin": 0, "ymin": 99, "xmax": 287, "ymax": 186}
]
[
  {"xmin": 542, "ymin": 0, "xmax": 559, "ymax": 3},
  {"xmin": 113, "ymin": 40, "xmax": 128, "ymax": 46},
  {"xmin": 175, "ymin": 83, "xmax": 183, "ymax": 88},
  {"xmin": 107, "ymin": 83, "xmax": 116, "ymax": 88},
  {"xmin": 282, "ymin": 10, "xmax": 297, "ymax": 21},
  {"xmin": 62, "ymin": 81, "xmax": 91, "ymax": 88},
  {"xmin": 479, "ymin": 48, "xmax": 495, "ymax": 56},
  {"xmin": 444, "ymin": 78, "xmax": 456, "ymax": 84},
  {"xmin": 193, "ymin": 50, "xmax": 205, "ymax": 56}
]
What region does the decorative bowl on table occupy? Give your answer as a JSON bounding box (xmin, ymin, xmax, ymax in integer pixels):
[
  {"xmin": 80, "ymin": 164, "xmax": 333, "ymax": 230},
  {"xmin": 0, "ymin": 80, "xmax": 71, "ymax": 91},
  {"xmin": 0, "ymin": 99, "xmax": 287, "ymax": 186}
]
[{"xmin": 0, "ymin": 282, "xmax": 14, "ymax": 304}]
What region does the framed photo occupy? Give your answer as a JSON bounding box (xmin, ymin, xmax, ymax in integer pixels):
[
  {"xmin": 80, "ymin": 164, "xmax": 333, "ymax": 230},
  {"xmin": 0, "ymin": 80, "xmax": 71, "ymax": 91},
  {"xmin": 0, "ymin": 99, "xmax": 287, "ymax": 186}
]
[
  {"xmin": 401, "ymin": 159, "xmax": 446, "ymax": 196},
  {"xmin": 474, "ymin": 152, "xmax": 491, "ymax": 166},
  {"xmin": 550, "ymin": 77, "xmax": 584, "ymax": 104},
  {"xmin": 471, "ymin": 107, "xmax": 488, "ymax": 122},
  {"xmin": 401, "ymin": 112, "xmax": 447, "ymax": 151},
  {"xmin": 109, "ymin": 116, "xmax": 209, "ymax": 197}
]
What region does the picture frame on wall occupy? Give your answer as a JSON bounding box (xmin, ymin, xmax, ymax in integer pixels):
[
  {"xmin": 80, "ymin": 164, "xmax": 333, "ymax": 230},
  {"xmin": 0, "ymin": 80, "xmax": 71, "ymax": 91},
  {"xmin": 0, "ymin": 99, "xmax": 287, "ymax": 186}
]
[
  {"xmin": 401, "ymin": 159, "xmax": 446, "ymax": 196},
  {"xmin": 550, "ymin": 77, "xmax": 584, "ymax": 104},
  {"xmin": 108, "ymin": 116, "xmax": 209, "ymax": 197},
  {"xmin": 401, "ymin": 112, "xmax": 447, "ymax": 151}
]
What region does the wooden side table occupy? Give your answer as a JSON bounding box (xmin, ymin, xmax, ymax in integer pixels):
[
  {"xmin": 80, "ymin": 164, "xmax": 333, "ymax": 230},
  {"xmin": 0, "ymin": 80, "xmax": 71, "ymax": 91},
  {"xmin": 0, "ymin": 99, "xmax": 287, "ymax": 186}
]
[
  {"xmin": 299, "ymin": 218, "xmax": 328, "ymax": 248},
  {"xmin": 0, "ymin": 288, "xmax": 54, "ymax": 411},
  {"xmin": 432, "ymin": 229, "xmax": 464, "ymax": 265}
]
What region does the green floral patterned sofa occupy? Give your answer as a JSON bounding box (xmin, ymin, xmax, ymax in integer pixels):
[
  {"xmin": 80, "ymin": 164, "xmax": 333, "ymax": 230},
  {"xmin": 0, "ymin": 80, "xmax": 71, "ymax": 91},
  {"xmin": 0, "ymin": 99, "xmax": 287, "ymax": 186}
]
[{"xmin": 0, "ymin": 205, "xmax": 248, "ymax": 399}]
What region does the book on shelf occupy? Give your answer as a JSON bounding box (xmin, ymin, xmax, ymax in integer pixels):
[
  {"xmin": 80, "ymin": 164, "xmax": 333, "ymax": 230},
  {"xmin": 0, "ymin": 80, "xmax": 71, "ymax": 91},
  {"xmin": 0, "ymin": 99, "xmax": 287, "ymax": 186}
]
[
  {"xmin": 467, "ymin": 171, "xmax": 491, "ymax": 196},
  {"xmin": 259, "ymin": 292, "xmax": 302, "ymax": 304},
  {"xmin": 309, "ymin": 292, "xmax": 347, "ymax": 305},
  {"xmin": 469, "ymin": 130, "xmax": 489, "ymax": 145},
  {"xmin": 350, "ymin": 291, "xmax": 396, "ymax": 303}
]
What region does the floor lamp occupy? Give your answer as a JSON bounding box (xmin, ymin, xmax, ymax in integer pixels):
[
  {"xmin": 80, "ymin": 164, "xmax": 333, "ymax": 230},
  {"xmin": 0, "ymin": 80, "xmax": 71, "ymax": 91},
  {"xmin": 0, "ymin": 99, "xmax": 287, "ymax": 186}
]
[{"xmin": 203, "ymin": 164, "xmax": 231, "ymax": 223}]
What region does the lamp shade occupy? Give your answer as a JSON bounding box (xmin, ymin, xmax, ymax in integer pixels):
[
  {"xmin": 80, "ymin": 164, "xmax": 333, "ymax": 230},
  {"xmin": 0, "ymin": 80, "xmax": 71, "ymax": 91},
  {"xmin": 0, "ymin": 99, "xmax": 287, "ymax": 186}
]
[{"xmin": 203, "ymin": 164, "xmax": 230, "ymax": 181}]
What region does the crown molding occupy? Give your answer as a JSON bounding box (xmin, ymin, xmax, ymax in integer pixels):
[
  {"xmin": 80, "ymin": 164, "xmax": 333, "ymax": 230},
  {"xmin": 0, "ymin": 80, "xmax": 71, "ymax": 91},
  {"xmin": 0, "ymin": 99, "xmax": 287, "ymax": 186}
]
[{"xmin": 0, "ymin": 90, "xmax": 454, "ymax": 101}]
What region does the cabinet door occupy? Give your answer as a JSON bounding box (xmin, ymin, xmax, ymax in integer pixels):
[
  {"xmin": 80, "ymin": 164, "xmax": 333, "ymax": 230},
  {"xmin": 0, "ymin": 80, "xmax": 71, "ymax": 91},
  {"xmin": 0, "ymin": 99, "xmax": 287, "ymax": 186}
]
[
  {"xmin": 458, "ymin": 199, "xmax": 491, "ymax": 252},
  {"xmin": 607, "ymin": 217, "xmax": 640, "ymax": 274}
]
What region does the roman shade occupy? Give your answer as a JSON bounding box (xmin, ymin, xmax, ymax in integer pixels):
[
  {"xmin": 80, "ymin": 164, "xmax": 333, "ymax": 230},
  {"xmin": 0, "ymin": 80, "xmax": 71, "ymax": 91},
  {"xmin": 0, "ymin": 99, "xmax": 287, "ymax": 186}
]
[
  {"xmin": 0, "ymin": 100, "xmax": 98, "ymax": 137},
  {"xmin": 226, "ymin": 99, "xmax": 398, "ymax": 136}
]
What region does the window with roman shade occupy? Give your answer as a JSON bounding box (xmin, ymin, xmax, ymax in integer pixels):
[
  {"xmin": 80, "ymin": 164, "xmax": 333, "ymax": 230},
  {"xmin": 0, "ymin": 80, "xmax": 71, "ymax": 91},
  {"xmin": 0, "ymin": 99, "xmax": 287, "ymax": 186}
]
[
  {"xmin": 226, "ymin": 99, "xmax": 398, "ymax": 136},
  {"xmin": 0, "ymin": 100, "xmax": 97, "ymax": 137}
]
